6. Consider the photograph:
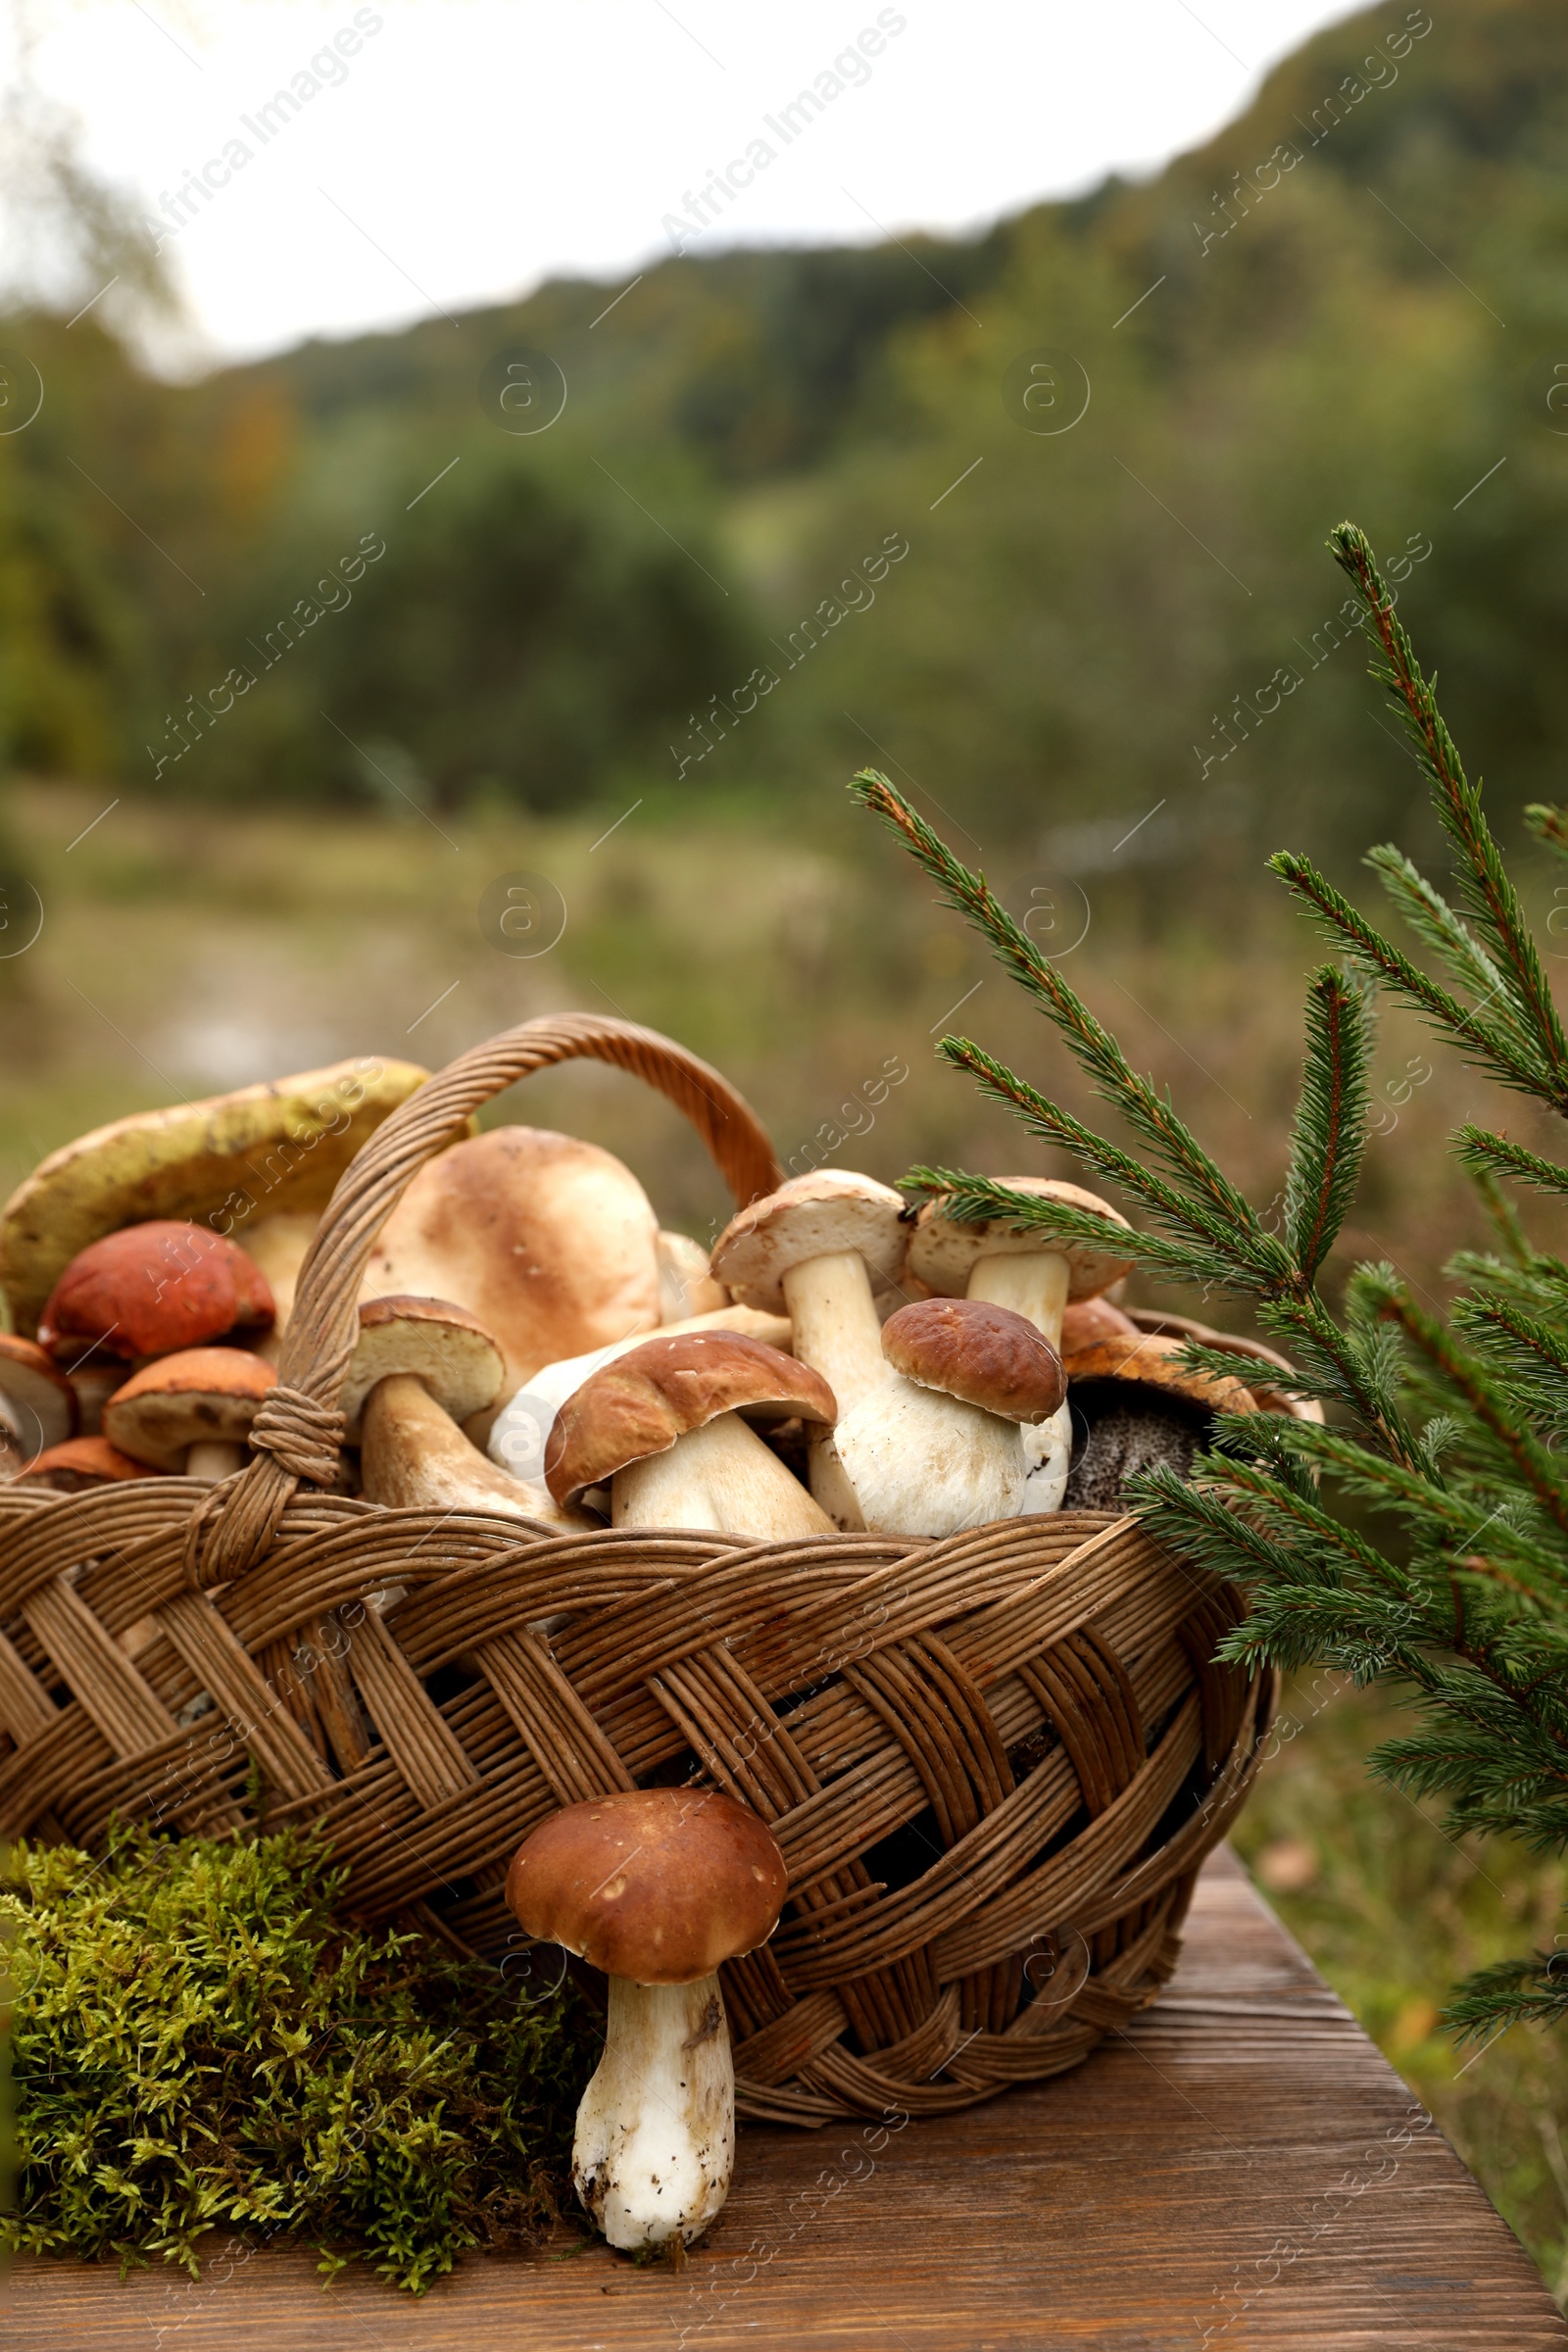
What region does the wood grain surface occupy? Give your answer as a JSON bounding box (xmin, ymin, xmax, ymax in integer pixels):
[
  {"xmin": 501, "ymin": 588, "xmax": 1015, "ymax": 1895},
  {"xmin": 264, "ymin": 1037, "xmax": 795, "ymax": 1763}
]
[{"xmin": 7, "ymin": 1847, "xmax": 1562, "ymax": 2351}]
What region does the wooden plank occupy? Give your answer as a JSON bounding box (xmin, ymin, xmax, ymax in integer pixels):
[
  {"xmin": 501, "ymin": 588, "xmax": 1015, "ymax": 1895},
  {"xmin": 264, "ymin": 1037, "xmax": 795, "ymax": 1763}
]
[{"xmin": 7, "ymin": 1848, "xmax": 1562, "ymax": 2350}]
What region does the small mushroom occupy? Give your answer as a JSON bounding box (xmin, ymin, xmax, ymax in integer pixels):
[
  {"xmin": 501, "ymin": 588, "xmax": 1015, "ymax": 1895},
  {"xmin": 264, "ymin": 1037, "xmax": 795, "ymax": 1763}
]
[
  {"xmin": 486, "ymin": 1304, "xmax": 791, "ymax": 1483},
  {"xmin": 18, "ymin": 1435, "xmax": 156, "ymax": 1492},
  {"xmin": 0, "ymin": 1334, "xmax": 77, "ymax": 1466},
  {"xmin": 505, "ymin": 1788, "xmax": 788, "ymax": 2250},
  {"xmin": 39, "ymin": 1221, "xmax": 274, "ymax": 1363},
  {"xmin": 907, "ymin": 1178, "xmax": 1135, "ymax": 1516},
  {"xmin": 657, "ymin": 1230, "xmax": 728, "ymax": 1321},
  {"xmin": 546, "ymin": 1333, "xmax": 837, "ymax": 1542},
  {"xmin": 1063, "ymin": 1330, "xmax": 1259, "ymax": 1509},
  {"xmin": 710, "ymin": 1171, "xmax": 908, "ymax": 1527},
  {"xmin": 350, "ymin": 1295, "xmax": 589, "ymax": 1529},
  {"xmin": 103, "ymin": 1347, "xmax": 277, "ymax": 1481},
  {"xmin": 833, "ymin": 1298, "xmax": 1066, "ymax": 1538}
]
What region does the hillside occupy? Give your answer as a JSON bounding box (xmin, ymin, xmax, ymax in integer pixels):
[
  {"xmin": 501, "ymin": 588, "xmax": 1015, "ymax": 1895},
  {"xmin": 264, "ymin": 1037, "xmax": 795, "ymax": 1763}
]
[{"xmin": 2, "ymin": 0, "xmax": 1564, "ymax": 874}]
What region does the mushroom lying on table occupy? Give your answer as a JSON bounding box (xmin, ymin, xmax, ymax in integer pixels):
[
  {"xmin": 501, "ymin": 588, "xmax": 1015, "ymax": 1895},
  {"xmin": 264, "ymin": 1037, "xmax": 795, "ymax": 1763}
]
[
  {"xmin": 0, "ymin": 1334, "xmax": 76, "ymax": 1470},
  {"xmin": 506, "ymin": 1788, "xmax": 788, "ymax": 2250},
  {"xmin": 907, "ymin": 1178, "xmax": 1134, "ymax": 1515},
  {"xmin": 103, "ymin": 1348, "xmax": 276, "ymax": 1480},
  {"xmin": 546, "ymin": 1332, "xmax": 838, "ymax": 1541},
  {"xmin": 833, "ymin": 1297, "xmax": 1066, "ymax": 1538},
  {"xmin": 350, "ymin": 1295, "xmax": 592, "ymax": 1530},
  {"xmin": 710, "ymin": 1170, "xmax": 908, "ymax": 1528},
  {"xmin": 38, "ymin": 1221, "xmax": 275, "ymax": 1363},
  {"xmin": 1062, "ymin": 1330, "xmax": 1258, "ymax": 1508}
]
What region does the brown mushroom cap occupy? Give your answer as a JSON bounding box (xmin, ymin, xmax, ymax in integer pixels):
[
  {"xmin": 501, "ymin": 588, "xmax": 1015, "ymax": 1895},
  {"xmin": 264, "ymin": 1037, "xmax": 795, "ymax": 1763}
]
[
  {"xmin": 339, "ymin": 1294, "xmax": 506, "ymax": 1440},
  {"xmin": 362, "ymin": 1124, "xmax": 662, "ymax": 1396},
  {"xmin": 1066, "ymin": 1330, "xmax": 1259, "ymax": 1418},
  {"xmin": 882, "ymin": 1298, "xmax": 1066, "ymax": 1424},
  {"xmin": 0, "ymin": 1333, "xmax": 77, "ymax": 1452},
  {"xmin": 710, "ymin": 1170, "xmax": 908, "ymax": 1311},
  {"xmin": 18, "ymin": 1435, "xmax": 156, "ymax": 1491},
  {"xmin": 546, "ymin": 1332, "xmax": 836, "ymax": 1508},
  {"xmin": 1060, "ymin": 1295, "xmax": 1141, "ymax": 1362},
  {"xmin": 505, "ymin": 1788, "xmax": 788, "ymax": 1984},
  {"xmin": 907, "ymin": 1177, "xmax": 1135, "ymax": 1302},
  {"xmin": 39, "ymin": 1222, "xmax": 275, "ymax": 1361},
  {"xmin": 103, "ymin": 1347, "xmax": 277, "ymax": 1470}
]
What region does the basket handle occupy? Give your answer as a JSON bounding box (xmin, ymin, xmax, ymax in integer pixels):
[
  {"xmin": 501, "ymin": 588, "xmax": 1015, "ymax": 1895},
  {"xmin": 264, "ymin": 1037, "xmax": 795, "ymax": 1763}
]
[{"xmin": 198, "ymin": 1014, "xmax": 784, "ymax": 1582}]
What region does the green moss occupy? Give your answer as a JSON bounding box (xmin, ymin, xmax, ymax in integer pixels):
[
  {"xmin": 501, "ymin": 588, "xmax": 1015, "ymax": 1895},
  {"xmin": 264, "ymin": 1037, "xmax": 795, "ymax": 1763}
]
[{"xmin": 1, "ymin": 1824, "xmax": 594, "ymax": 2293}]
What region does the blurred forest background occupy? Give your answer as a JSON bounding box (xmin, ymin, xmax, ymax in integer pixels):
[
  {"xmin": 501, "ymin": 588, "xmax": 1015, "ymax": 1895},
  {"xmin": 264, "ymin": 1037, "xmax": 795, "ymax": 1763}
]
[{"xmin": 5, "ymin": 0, "xmax": 1568, "ymax": 2301}]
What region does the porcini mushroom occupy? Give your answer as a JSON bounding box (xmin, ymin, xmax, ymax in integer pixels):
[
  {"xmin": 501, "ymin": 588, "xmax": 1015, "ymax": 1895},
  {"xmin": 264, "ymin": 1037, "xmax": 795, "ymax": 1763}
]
[
  {"xmin": 710, "ymin": 1170, "xmax": 908, "ymax": 1525},
  {"xmin": 1063, "ymin": 1330, "xmax": 1258, "ymax": 1509},
  {"xmin": 234, "ymin": 1208, "xmax": 320, "ymax": 1361},
  {"xmin": 487, "ymin": 1304, "xmax": 791, "ymax": 1484},
  {"xmin": 833, "ymin": 1298, "xmax": 1066, "ymax": 1538},
  {"xmin": 39, "ymin": 1222, "xmax": 275, "ymax": 1362},
  {"xmin": 0, "ymin": 1333, "xmax": 76, "ymax": 1463},
  {"xmin": 18, "ymin": 1435, "xmax": 155, "ymax": 1492},
  {"xmin": 103, "ymin": 1348, "xmax": 277, "ymax": 1481},
  {"xmin": 351, "ymin": 1296, "xmax": 590, "ymax": 1529},
  {"xmin": 0, "ymin": 1056, "xmax": 432, "ymax": 1339},
  {"xmin": 1059, "ymin": 1294, "xmax": 1141, "ymax": 1361},
  {"xmin": 546, "ymin": 1332, "xmax": 837, "ymax": 1541},
  {"xmin": 361, "ymin": 1125, "xmax": 664, "ymax": 1403},
  {"xmin": 505, "ymin": 1788, "xmax": 788, "ymax": 2250},
  {"xmin": 907, "ymin": 1178, "xmax": 1135, "ymax": 1514}
]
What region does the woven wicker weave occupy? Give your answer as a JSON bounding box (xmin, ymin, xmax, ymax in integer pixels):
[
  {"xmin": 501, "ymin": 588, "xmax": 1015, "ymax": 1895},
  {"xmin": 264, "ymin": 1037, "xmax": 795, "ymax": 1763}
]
[{"xmin": 0, "ymin": 1014, "xmax": 1277, "ymax": 2123}]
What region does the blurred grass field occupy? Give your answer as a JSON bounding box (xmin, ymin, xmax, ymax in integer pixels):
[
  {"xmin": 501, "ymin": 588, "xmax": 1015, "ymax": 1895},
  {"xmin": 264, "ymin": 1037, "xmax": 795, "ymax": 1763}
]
[{"xmin": 5, "ymin": 774, "xmax": 1568, "ymax": 2300}]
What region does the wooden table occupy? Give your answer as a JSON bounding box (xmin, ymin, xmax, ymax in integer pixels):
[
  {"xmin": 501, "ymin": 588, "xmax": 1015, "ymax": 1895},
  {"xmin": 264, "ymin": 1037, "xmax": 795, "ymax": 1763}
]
[{"xmin": 9, "ymin": 1848, "xmax": 1562, "ymax": 2350}]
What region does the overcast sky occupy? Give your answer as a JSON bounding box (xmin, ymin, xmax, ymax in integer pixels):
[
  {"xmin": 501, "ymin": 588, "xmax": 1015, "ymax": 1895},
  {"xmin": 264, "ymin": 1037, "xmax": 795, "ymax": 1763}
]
[{"xmin": 23, "ymin": 0, "xmax": 1369, "ymax": 362}]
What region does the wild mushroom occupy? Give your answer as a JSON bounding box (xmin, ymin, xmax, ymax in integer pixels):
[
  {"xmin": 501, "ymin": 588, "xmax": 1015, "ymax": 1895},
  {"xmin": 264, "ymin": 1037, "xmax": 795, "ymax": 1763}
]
[
  {"xmin": 362, "ymin": 1125, "xmax": 664, "ymax": 1417},
  {"xmin": 1060, "ymin": 1294, "xmax": 1141, "ymax": 1360},
  {"xmin": 486, "ymin": 1303, "xmax": 791, "ymax": 1484},
  {"xmin": 351, "ymin": 1295, "xmax": 591, "ymax": 1529},
  {"xmin": 0, "ymin": 1056, "xmax": 432, "ymax": 1339},
  {"xmin": 1062, "ymin": 1330, "xmax": 1259, "ymax": 1509},
  {"xmin": 907, "ymin": 1178, "xmax": 1135, "ymax": 1515},
  {"xmin": 710, "ymin": 1171, "xmax": 908, "ymax": 1525},
  {"xmin": 833, "ymin": 1298, "xmax": 1066, "ymax": 1539},
  {"xmin": 0, "ymin": 1334, "xmax": 76, "ymax": 1467},
  {"xmin": 657, "ymin": 1230, "xmax": 727, "ymax": 1321},
  {"xmin": 234, "ymin": 1208, "xmax": 320, "ymax": 1363},
  {"xmin": 546, "ymin": 1332, "xmax": 837, "ymax": 1542},
  {"xmin": 17, "ymin": 1436, "xmax": 155, "ymax": 1492},
  {"xmin": 505, "ymin": 1788, "xmax": 788, "ymax": 2250},
  {"xmin": 103, "ymin": 1347, "xmax": 277, "ymax": 1481},
  {"xmin": 38, "ymin": 1222, "xmax": 274, "ymax": 1363}
]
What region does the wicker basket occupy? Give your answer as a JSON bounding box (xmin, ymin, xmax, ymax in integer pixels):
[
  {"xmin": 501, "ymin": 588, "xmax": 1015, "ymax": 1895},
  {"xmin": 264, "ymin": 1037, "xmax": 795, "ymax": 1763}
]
[{"xmin": 0, "ymin": 1014, "xmax": 1278, "ymax": 2124}]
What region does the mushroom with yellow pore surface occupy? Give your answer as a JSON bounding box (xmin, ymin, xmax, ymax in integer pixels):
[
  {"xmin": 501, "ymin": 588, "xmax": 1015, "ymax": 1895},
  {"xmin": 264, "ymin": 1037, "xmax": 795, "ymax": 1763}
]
[
  {"xmin": 833, "ymin": 1298, "xmax": 1066, "ymax": 1538},
  {"xmin": 0, "ymin": 1057, "xmax": 432, "ymax": 1340},
  {"xmin": 907, "ymin": 1178, "xmax": 1135, "ymax": 1514},
  {"xmin": 103, "ymin": 1348, "xmax": 276, "ymax": 1481},
  {"xmin": 710, "ymin": 1170, "xmax": 908, "ymax": 1528},
  {"xmin": 347, "ymin": 1295, "xmax": 591, "ymax": 1530},
  {"xmin": 505, "ymin": 1788, "xmax": 788, "ymax": 2250},
  {"xmin": 546, "ymin": 1332, "xmax": 837, "ymax": 1542}
]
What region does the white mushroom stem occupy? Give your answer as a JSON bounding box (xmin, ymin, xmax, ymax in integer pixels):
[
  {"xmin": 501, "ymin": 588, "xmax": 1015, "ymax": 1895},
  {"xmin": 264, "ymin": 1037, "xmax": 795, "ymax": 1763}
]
[
  {"xmin": 780, "ymin": 1253, "xmax": 892, "ymax": 1531},
  {"xmin": 612, "ymin": 1412, "xmax": 834, "ymax": 1541},
  {"xmin": 965, "ymin": 1253, "xmax": 1073, "ymax": 1517},
  {"xmin": 364, "ymin": 1373, "xmax": 588, "ymax": 1528},
  {"xmin": 573, "ymin": 1974, "xmax": 734, "ymax": 2250},
  {"xmin": 833, "ymin": 1376, "xmax": 1027, "ymax": 1539},
  {"xmin": 964, "ymin": 1250, "xmax": 1071, "ymax": 1347},
  {"xmin": 185, "ymin": 1440, "xmax": 247, "ymax": 1481}
]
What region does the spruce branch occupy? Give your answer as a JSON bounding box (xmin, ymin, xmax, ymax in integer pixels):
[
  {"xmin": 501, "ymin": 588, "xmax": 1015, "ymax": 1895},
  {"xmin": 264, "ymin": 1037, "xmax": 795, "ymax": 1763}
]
[
  {"xmin": 1283, "ymin": 966, "xmax": 1373, "ymax": 1279},
  {"xmin": 1453, "ymin": 1125, "xmax": 1568, "ymax": 1205}
]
